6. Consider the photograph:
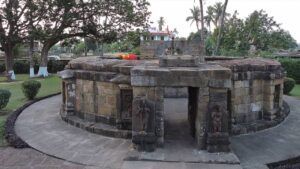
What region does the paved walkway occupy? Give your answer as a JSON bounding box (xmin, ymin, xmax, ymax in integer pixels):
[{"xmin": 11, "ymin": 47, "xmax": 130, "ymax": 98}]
[
  {"xmin": 230, "ymin": 96, "xmax": 300, "ymax": 169},
  {"xmin": 14, "ymin": 95, "xmax": 241, "ymax": 169},
  {"xmin": 12, "ymin": 95, "xmax": 300, "ymax": 169},
  {"xmin": 0, "ymin": 147, "xmax": 94, "ymax": 169}
]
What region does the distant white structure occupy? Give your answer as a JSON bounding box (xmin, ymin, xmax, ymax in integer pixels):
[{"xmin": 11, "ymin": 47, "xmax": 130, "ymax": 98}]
[{"xmin": 141, "ymin": 27, "xmax": 176, "ymax": 41}]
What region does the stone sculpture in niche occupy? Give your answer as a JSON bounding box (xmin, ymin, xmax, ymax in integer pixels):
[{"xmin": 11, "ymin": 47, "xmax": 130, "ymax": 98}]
[
  {"xmin": 134, "ymin": 98, "xmax": 151, "ymax": 132},
  {"xmin": 211, "ymin": 106, "xmax": 222, "ymax": 133}
]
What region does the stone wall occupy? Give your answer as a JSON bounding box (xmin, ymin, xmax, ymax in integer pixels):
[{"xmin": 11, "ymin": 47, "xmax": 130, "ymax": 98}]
[
  {"xmin": 164, "ymin": 87, "xmax": 188, "ymax": 98},
  {"xmin": 59, "ymin": 56, "xmax": 285, "ymax": 151},
  {"xmin": 215, "ymin": 58, "xmax": 285, "ymax": 125},
  {"xmin": 74, "ymin": 79, "xmax": 120, "ymax": 124},
  {"xmin": 140, "ymin": 40, "xmax": 201, "ymax": 58}
]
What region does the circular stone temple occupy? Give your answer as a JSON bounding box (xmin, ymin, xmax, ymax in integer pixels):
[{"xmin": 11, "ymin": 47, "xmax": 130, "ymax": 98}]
[{"xmin": 59, "ymin": 55, "xmax": 285, "ymax": 152}]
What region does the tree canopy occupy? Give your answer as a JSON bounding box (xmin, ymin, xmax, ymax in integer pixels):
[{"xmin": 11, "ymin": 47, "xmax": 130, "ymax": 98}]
[{"xmin": 0, "ymin": 0, "xmax": 151, "ymax": 78}]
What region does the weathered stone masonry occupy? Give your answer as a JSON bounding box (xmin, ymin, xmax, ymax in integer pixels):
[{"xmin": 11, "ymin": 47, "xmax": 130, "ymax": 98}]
[{"xmin": 60, "ymin": 56, "xmax": 285, "ymax": 152}]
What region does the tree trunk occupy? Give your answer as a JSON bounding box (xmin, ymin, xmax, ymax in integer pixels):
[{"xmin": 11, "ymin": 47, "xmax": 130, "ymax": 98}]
[
  {"xmin": 84, "ymin": 38, "xmax": 87, "ymax": 56},
  {"xmin": 37, "ymin": 44, "xmax": 50, "ymax": 77},
  {"xmin": 214, "ymin": 0, "xmax": 228, "ymax": 56},
  {"xmin": 4, "ymin": 46, "xmax": 15, "ymax": 81},
  {"xmin": 199, "ymin": 0, "xmax": 206, "ymax": 61},
  {"xmin": 29, "ymin": 39, "xmax": 35, "ymax": 77}
]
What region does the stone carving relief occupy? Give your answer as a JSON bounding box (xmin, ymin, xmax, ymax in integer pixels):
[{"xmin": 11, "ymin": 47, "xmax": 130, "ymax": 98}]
[
  {"xmin": 211, "ymin": 105, "xmax": 222, "ymax": 133},
  {"xmin": 133, "ymin": 97, "xmax": 151, "ymax": 132}
]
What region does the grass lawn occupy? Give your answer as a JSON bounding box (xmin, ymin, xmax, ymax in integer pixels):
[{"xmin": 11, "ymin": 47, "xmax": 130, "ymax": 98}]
[
  {"xmin": 290, "ymin": 84, "xmax": 300, "ymax": 98},
  {"xmin": 0, "ymin": 74, "xmax": 61, "ymax": 146}
]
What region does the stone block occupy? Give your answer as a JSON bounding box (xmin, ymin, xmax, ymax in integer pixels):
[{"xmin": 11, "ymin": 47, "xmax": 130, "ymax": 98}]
[
  {"xmin": 233, "ymin": 80, "xmax": 250, "ymax": 88},
  {"xmin": 82, "ymin": 80, "xmax": 94, "ymax": 93},
  {"xmin": 252, "ymin": 85, "xmax": 263, "ymax": 95},
  {"xmin": 83, "ymin": 93, "xmax": 95, "ymax": 114},
  {"xmin": 274, "ymin": 79, "xmax": 284, "ymax": 85},
  {"xmin": 234, "ymin": 104, "xmax": 250, "ymax": 115},
  {"xmin": 263, "ymin": 101, "xmax": 274, "ymax": 111},
  {"xmin": 263, "ymin": 85, "xmax": 275, "ymax": 95},
  {"xmin": 195, "ymin": 118, "xmax": 206, "ymax": 150},
  {"xmin": 234, "ymin": 96, "xmax": 250, "ymax": 105},
  {"xmin": 199, "ymin": 88, "xmax": 209, "ymax": 96},
  {"xmin": 209, "ymin": 79, "xmax": 231, "ymax": 88},
  {"xmin": 106, "ymin": 96, "xmax": 117, "ymax": 105},
  {"xmin": 209, "ymin": 89, "xmax": 227, "ymax": 102},
  {"xmin": 232, "ymin": 87, "xmax": 250, "ymax": 97},
  {"xmin": 159, "ymin": 55, "xmax": 200, "ymax": 67},
  {"xmin": 264, "ymin": 95, "xmax": 274, "ymax": 102},
  {"xmin": 75, "ymin": 94, "xmax": 83, "ymax": 113}
]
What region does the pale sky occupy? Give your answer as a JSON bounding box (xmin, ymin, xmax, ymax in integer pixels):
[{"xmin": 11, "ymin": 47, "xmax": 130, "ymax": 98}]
[{"xmin": 148, "ymin": 0, "xmax": 300, "ymax": 43}]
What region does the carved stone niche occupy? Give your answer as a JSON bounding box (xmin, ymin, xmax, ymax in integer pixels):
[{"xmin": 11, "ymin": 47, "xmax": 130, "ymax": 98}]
[
  {"xmin": 132, "ymin": 96, "xmax": 156, "ymax": 152},
  {"xmin": 206, "ymin": 105, "xmax": 230, "ymax": 153},
  {"xmin": 116, "ymin": 85, "xmax": 133, "ymax": 130}
]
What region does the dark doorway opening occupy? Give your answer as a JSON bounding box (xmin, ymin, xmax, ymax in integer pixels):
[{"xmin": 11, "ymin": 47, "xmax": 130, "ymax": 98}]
[
  {"xmin": 227, "ymin": 89, "xmax": 232, "ymax": 132},
  {"xmin": 274, "ymin": 85, "xmax": 281, "ymax": 109},
  {"xmin": 163, "ymin": 87, "xmax": 198, "ymax": 148},
  {"xmin": 188, "ymin": 87, "xmax": 199, "ymax": 137}
]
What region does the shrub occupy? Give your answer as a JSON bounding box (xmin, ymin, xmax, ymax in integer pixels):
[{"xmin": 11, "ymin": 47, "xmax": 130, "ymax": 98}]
[
  {"xmin": 131, "ymin": 48, "xmax": 141, "ymax": 55},
  {"xmin": 13, "ymin": 60, "xmax": 30, "ymax": 74},
  {"xmin": 279, "ymin": 59, "xmax": 300, "ymax": 84},
  {"xmin": 0, "ymin": 89, "xmax": 11, "ymax": 110},
  {"xmin": 283, "ymin": 77, "xmax": 296, "ymax": 95},
  {"xmin": 2, "ymin": 60, "xmax": 68, "ymax": 74},
  {"xmin": 21, "ymin": 80, "xmax": 41, "ymax": 100},
  {"xmin": 0, "ymin": 63, "xmax": 5, "ymax": 72},
  {"xmin": 48, "ymin": 60, "xmax": 66, "ymax": 73}
]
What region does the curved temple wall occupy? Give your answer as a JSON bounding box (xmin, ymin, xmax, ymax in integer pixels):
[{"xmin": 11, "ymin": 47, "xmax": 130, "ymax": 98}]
[{"xmin": 60, "ymin": 56, "xmax": 285, "ymax": 152}]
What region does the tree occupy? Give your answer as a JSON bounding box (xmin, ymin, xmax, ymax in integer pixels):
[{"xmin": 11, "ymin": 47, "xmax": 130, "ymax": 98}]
[
  {"xmin": 25, "ymin": 0, "xmax": 40, "ymax": 77},
  {"xmin": 198, "ymin": 0, "xmax": 206, "ymax": 56},
  {"xmin": 32, "ymin": 0, "xmax": 86, "ymax": 77},
  {"xmin": 205, "ymin": 2, "xmax": 230, "ymax": 30},
  {"xmin": 186, "ymin": 6, "xmax": 201, "ymax": 31},
  {"xmin": 0, "ymin": 0, "xmax": 28, "ymax": 80},
  {"xmin": 204, "ymin": 6, "xmax": 214, "ymax": 32},
  {"xmin": 214, "ymin": 0, "xmax": 229, "ymax": 55},
  {"xmin": 217, "ymin": 10, "xmax": 297, "ymax": 56},
  {"xmin": 84, "ymin": 0, "xmax": 150, "ymax": 56},
  {"xmin": 158, "ymin": 17, "xmax": 165, "ymax": 31}
]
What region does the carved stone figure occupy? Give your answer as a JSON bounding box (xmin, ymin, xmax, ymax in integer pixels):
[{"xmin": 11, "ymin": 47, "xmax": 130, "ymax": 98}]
[
  {"xmin": 134, "ymin": 98, "xmax": 151, "ymax": 132},
  {"xmin": 211, "ymin": 106, "xmax": 222, "ymax": 133}
]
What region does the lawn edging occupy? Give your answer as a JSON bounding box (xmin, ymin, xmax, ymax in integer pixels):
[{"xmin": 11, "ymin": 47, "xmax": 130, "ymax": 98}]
[{"xmin": 4, "ymin": 92, "xmax": 61, "ymax": 148}]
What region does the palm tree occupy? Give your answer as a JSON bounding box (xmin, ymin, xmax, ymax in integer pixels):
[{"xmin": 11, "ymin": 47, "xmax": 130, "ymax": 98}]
[
  {"xmin": 212, "ymin": 2, "xmax": 223, "ymax": 28},
  {"xmin": 205, "ymin": 2, "xmax": 230, "ymax": 29},
  {"xmin": 204, "ymin": 6, "xmax": 214, "ymax": 32},
  {"xmin": 186, "ymin": 6, "xmax": 201, "ymax": 31},
  {"xmin": 199, "ymin": 0, "xmax": 206, "ymax": 56},
  {"xmin": 158, "ymin": 17, "xmax": 165, "ymax": 31},
  {"xmin": 215, "ymin": 0, "xmax": 229, "ymax": 55}
]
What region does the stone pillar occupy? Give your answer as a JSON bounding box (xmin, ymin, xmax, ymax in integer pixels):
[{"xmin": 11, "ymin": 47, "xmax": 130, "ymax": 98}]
[
  {"xmin": 131, "ymin": 87, "xmax": 164, "ymax": 152},
  {"xmin": 64, "ymin": 79, "xmax": 76, "ymax": 115},
  {"xmin": 206, "ymin": 88, "xmax": 230, "ymax": 153},
  {"xmin": 195, "ymin": 87, "xmax": 209, "ymax": 150},
  {"xmin": 263, "ymin": 80, "xmax": 276, "ymax": 120},
  {"xmin": 59, "ymin": 70, "xmax": 76, "ymax": 117}
]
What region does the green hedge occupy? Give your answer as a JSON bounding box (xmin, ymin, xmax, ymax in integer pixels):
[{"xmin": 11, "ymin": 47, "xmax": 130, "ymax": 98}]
[
  {"xmin": 283, "ymin": 77, "xmax": 296, "ymax": 94},
  {"xmin": 0, "ymin": 60, "xmax": 68, "ymax": 74},
  {"xmin": 279, "ymin": 59, "xmax": 300, "ymax": 84},
  {"xmin": 0, "ymin": 63, "xmax": 5, "ymax": 72},
  {"xmin": 0, "ymin": 89, "xmax": 11, "ymax": 110}
]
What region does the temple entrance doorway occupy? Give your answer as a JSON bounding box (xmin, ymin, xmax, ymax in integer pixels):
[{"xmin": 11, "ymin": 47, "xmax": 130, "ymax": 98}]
[{"xmin": 163, "ymin": 87, "xmax": 199, "ymax": 149}]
